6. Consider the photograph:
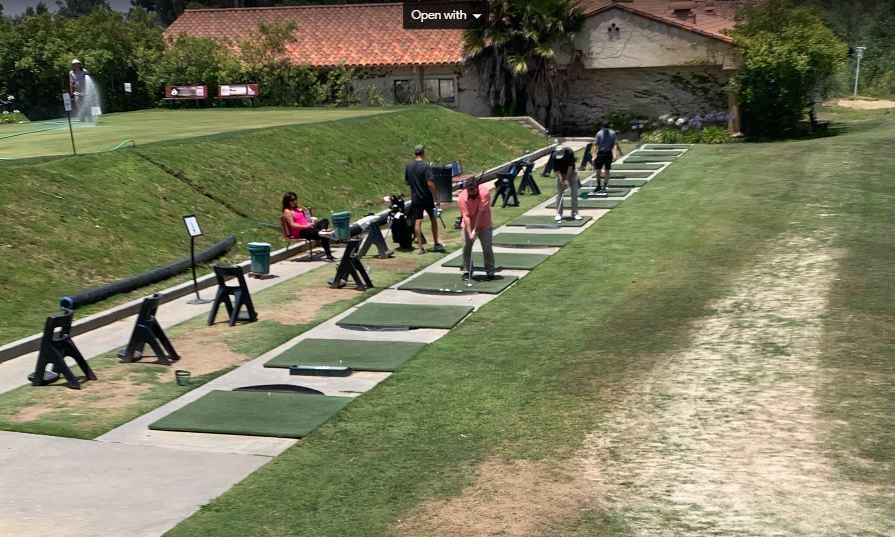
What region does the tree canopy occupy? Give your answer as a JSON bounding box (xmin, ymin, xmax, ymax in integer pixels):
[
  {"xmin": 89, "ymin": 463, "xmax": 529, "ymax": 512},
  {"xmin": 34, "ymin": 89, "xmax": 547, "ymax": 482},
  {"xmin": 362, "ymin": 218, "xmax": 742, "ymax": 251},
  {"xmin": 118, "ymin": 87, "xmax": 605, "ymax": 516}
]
[{"xmin": 726, "ymin": 0, "xmax": 847, "ymax": 137}]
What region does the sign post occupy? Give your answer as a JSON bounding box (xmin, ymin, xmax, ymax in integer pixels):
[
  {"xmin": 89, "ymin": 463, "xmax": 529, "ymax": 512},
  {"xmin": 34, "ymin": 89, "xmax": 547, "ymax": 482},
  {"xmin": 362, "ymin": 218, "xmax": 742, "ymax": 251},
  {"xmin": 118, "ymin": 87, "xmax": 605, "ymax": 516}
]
[
  {"xmin": 62, "ymin": 92, "xmax": 76, "ymax": 156},
  {"xmin": 183, "ymin": 215, "xmax": 212, "ymax": 305}
]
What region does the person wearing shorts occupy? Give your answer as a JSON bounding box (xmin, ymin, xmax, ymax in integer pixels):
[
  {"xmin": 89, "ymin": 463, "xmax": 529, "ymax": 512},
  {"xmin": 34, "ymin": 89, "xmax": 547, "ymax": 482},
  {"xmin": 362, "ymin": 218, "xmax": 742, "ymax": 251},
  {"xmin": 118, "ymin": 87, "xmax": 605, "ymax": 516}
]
[
  {"xmin": 592, "ymin": 122, "xmax": 619, "ymax": 191},
  {"xmin": 405, "ymin": 144, "xmax": 444, "ymax": 254}
]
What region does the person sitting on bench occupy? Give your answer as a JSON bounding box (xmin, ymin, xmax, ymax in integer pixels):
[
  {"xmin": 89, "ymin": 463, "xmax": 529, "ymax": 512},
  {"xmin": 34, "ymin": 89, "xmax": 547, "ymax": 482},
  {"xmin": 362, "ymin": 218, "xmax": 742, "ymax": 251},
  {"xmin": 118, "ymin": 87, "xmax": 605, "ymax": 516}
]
[{"xmin": 282, "ymin": 191, "xmax": 336, "ymax": 261}]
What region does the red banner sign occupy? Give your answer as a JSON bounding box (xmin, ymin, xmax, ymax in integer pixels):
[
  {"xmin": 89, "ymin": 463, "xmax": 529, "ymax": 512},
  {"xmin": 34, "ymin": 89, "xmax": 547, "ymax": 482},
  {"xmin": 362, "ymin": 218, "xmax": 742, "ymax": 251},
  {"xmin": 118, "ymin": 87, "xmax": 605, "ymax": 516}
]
[
  {"xmin": 165, "ymin": 85, "xmax": 208, "ymax": 99},
  {"xmin": 217, "ymin": 84, "xmax": 259, "ymax": 98}
]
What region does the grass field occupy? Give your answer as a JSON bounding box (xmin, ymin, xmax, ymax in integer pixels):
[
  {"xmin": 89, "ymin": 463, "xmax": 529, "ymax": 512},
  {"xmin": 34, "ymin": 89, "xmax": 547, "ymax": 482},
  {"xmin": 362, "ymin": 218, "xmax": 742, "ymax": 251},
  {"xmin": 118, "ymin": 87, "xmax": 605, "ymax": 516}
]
[
  {"xmin": 0, "ymin": 108, "xmax": 397, "ymax": 159},
  {"xmin": 160, "ymin": 105, "xmax": 895, "ymax": 536},
  {"xmin": 0, "ymin": 106, "xmax": 547, "ymax": 346}
]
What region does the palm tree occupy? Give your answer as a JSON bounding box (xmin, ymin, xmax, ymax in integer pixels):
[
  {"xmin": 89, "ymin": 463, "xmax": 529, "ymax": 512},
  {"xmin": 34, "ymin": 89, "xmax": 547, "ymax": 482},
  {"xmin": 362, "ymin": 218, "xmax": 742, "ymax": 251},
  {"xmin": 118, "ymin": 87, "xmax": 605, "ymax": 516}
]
[{"xmin": 463, "ymin": 0, "xmax": 585, "ymax": 132}]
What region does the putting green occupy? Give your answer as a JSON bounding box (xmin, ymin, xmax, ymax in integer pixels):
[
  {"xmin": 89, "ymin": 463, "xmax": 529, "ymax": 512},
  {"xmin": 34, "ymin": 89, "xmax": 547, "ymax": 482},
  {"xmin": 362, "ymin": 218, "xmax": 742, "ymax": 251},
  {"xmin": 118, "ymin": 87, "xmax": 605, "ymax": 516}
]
[
  {"xmin": 442, "ymin": 252, "xmax": 549, "ymax": 270},
  {"xmin": 508, "ymin": 215, "xmax": 592, "ymax": 227},
  {"xmin": 148, "ymin": 390, "xmax": 352, "ymax": 438},
  {"xmin": 547, "ymin": 199, "xmax": 622, "ymax": 209},
  {"xmin": 492, "ymin": 233, "xmax": 573, "ymax": 247},
  {"xmin": 337, "ymin": 303, "xmax": 474, "ymax": 329},
  {"xmin": 612, "ymin": 163, "xmax": 664, "ymax": 171},
  {"xmin": 641, "ymin": 144, "xmax": 691, "ymax": 150},
  {"xmin": 264, "ymin": 339, "xmax": 426, "ymax": 371},
  {"xmin": 398, "ymin": 273, "xmax": 519, "ymax": 294}
]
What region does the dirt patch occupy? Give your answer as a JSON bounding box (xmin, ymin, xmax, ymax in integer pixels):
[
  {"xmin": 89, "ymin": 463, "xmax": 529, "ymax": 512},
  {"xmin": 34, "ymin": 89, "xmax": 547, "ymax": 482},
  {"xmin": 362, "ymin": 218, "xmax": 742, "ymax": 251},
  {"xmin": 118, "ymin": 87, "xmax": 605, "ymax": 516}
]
[
  {"xmin": 257, "ymin": 286, "xmax": 362, "ymax": 325},
  {"xmin": 836, "ymin": 99, "xmax": 895, "ymax": 109},
  {"xmin": 581, "ymin": 233, "xmax": 895, "ymax": 535},
  {"xmin": 391, "ymin": 459, "xmax": 594, "ymax": 537},
  {"xmin": 368, "ymin": 257, "xmax": 420, "ymax": 272},
  {"xmin": 5, "ymin": 379, "xmax": 152, "ymax": 422},
  {"xmin": 168, "ymin": 335, "xmax": 251, "ymax": 377}
]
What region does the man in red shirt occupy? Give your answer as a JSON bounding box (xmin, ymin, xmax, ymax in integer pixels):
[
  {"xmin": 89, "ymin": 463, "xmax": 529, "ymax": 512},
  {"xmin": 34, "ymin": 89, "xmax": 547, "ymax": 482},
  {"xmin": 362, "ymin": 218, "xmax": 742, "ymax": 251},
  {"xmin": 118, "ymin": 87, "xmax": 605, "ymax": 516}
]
[{"xmin": 458, "ymin": 176, "xmax": 495, "ymax": 280}]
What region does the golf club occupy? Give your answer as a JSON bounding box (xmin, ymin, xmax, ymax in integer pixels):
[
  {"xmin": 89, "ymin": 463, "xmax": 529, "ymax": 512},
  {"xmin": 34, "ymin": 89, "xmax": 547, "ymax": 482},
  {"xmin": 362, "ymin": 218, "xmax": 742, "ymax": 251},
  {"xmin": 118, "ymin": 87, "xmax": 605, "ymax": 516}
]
[{"xmin": 467, "ymin": 230, "xmax": 475, "ymax": 287}]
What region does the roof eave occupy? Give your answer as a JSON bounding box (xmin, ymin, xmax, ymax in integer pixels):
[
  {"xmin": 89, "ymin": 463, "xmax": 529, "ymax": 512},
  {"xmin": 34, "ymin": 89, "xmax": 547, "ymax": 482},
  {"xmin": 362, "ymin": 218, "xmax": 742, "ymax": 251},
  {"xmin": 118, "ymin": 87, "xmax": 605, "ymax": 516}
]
[{"xmin": 582, "ymin": 4, "xmax": 734, "ymax": 44}]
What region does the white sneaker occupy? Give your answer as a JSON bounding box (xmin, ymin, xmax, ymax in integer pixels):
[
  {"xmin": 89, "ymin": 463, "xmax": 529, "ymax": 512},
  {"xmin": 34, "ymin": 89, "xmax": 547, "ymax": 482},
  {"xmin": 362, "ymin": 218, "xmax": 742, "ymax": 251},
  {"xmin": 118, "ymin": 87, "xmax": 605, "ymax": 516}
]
[
  {"xmin": 318, "ymin": 230, "xmax": 333, "ymax": 238},
  {"xmin": 573, "ymin": 214, "xmax": 583, "ymax": 221},
  {"xmin": 554, "ymin": 214, "xmax": 562, "ymax": 221}
]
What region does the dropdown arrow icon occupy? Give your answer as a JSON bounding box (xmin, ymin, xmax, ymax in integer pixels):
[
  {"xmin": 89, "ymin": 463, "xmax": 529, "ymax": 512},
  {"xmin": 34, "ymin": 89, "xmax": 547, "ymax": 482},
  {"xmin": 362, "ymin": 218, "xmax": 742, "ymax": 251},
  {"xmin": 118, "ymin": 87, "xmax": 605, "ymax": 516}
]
[{"xmin": 473, "ymin": 13, "xmax": 482, "ymax": 18}]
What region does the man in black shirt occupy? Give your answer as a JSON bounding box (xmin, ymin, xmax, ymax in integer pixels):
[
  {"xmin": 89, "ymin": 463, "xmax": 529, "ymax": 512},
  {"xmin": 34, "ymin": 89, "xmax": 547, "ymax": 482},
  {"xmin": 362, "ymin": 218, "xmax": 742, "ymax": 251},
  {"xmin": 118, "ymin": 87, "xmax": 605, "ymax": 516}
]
[
  {"xmin": 405, "ymin": 144, "xmax": 445, "ymax": 254},
  {"xmin": 553, "ymin": 144, "xmax": 582, "ymax": 221}
]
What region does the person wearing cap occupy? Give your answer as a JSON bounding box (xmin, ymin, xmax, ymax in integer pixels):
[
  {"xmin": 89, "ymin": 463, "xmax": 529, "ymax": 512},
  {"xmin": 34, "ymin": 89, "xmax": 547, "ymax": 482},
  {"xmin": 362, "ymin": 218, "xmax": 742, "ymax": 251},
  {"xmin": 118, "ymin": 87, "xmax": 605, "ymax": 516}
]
[
  {"xmin": 592, "ymin": 121, "xmax": 619, "ymax": 191},
  {"xmin": 553, "ymin": 144, "xmax": 582, "ymax": 221},
  {"xmin": 69, "ymin": 59, "xmax": 90, "ymax": 122},
  {"xmin": 404, "ymin": 144, "xmax": 445, "ymax": 254},
  {"xmin": 457, "ymin": 175, "xmax": 495, "ymax": 280}
]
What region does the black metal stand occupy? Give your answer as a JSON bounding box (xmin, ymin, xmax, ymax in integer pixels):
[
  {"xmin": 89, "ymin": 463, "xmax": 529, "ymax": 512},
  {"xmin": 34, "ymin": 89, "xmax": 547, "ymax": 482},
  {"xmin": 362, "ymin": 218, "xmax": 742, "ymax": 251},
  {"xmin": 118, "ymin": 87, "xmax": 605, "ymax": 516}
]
[
  {"xmin": 357, "ymin": 224, "xmax": 394, "ymax": 259},
  {"xmin": 540, "ymin": 152, "xmax": 555, "ymax": 177},
  {"xmin": 518, "ymin": 161, "xmax": 540, "ymax": 195},
  {"xmin": 329, "ymin": 238, "xmax": 374, "ymax": 291},
  {"xmin": 579, "ymin": 143, "xmax": 594, "ymax": 171},
  {"xmin": 492, "ymin": 175, "xmax": 520, "ymax": 208},
  {"xmin": 118, "ymin": 294, "xmax": 179, "ymax": 365},
  {"xmin": 208, "ymin": 265, "xmax": 258, "ymax": 326},
  {"xmin": 29, "ymin": 310, "xmax": 96, "ymax": 390},
  {"xmin": 187, "ymin": 236, "xmax": 211, "ymax": 304}
]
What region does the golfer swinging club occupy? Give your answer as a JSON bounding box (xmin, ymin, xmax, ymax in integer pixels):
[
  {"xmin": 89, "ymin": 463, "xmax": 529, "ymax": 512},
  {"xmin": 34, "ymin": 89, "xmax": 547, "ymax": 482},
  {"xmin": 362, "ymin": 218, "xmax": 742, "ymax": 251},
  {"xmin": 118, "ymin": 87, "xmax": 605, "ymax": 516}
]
[{"xmin": 458, "ymin": 175, "xmax": 496, "ymax": 281}]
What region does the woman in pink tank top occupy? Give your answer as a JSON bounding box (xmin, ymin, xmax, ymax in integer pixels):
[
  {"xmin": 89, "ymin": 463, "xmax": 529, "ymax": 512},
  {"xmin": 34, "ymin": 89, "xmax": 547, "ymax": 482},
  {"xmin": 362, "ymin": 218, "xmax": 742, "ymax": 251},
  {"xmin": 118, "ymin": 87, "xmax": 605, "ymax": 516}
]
[{"xmin": 282, "ymin": 192, "xmax": 336, "ymax": 260}]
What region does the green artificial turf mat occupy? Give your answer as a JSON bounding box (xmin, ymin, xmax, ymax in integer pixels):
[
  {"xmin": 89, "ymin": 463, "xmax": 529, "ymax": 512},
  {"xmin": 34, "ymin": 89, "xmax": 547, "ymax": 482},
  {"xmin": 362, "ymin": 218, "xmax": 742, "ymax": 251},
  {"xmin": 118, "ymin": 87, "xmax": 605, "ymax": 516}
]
[
  {"xmin": 491, "ymin": 233, "xmax": 573, "ymax": 247},
  {"xmin": 148, "ymin": 390, "xmax": 352, "ymax": 438},
  {"xmin": 507, "ymin": 215, "xmax": 592, "ymax": 227},
  {"xmin": 608, "ymin": 171, "xmax": 653, "ymax": 179},
  {"xmin": 612, "ymin": 163, "xmax": 664, "ymax": 170},
  {"xmin": 398, "ymin": 273, "xmax": 519, "ymax": 294},
  {"xmin": 442, "ymin": 252, "xmax": 549, "ymax": 270},
  {"xmin": 641, "ymin": 144, "xmax": 691, "ymax": 149},
  {"xmin": 547, "ymin": 199, "xmax": 622, "ymax": 209},
  {"xmin": 580, "ymin": 188, "xmax": 629, "ymax": 197},
  {"xmin": 264, "ymin": 339, "xmax": 426, "ymax": 371},
  {"xmin": 623, "ymin": 156, "xmax": 676, "ymax": 163},
  {"xmin": 608, "ymin": 179, "xmax": 648, "ymax": 187},
  {"xmin": 337, "ymin": 303, "xmax": 474, "ymax": 329},
  {"xmin": 631, "ymin": 150, "xmax": 684, "ymax": 157}
]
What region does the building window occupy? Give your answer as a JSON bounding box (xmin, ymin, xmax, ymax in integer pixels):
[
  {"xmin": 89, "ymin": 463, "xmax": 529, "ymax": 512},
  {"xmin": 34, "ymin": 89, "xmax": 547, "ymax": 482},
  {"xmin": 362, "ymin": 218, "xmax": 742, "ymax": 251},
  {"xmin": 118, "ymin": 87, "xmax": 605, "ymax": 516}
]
[{"xmin": 394, "ymin": 78, "xmax": 456, "ymax": 106}]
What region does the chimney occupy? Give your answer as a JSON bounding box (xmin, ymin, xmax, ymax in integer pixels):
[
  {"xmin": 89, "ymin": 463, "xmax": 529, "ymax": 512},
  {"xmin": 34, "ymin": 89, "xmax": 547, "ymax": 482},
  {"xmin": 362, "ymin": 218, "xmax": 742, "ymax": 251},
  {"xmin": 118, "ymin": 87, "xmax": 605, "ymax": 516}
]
[{"xmin": 669, "ymin": 1, "xmax": 697, "ymax": 22}]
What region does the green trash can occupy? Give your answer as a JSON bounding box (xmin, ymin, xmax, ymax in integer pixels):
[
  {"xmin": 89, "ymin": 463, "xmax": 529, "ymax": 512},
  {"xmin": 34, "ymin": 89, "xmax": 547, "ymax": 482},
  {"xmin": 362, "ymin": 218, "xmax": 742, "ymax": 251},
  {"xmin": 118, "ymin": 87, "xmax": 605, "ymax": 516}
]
[
  {"xmin": 331, "ymin": 211, "xmax": 351, "ymax": 241},
  {"xmin": 247, "ymin": 242, "xmax": 272, "ymax": 275}
]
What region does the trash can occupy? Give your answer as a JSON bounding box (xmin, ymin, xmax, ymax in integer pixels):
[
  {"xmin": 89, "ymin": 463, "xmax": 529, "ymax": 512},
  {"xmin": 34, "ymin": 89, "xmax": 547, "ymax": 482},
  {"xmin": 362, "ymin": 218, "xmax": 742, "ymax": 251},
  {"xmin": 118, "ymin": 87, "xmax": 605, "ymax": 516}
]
[
  {"xmin": 331, "ymin": 211, "xmax": 351, "ymax": 241},
  {"xmin": 247, "ymin": 242, "xmax": 272, "ymax": 275},
  {"xmin": 432, "ymin": 166, "xmax": 453, "ymax": 203}
]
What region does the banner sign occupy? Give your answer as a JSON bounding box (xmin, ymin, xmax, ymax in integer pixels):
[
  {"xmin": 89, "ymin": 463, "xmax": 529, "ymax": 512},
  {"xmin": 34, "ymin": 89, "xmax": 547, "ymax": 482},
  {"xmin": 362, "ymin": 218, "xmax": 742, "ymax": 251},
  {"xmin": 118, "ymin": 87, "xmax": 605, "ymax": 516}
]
[
  {"xmin": 218, "ymin": 84, "xmax": 259, "ymax": 98},
  {"xmin": 165, "ymin": 85, "xmax": 207, "ymax": 99}
]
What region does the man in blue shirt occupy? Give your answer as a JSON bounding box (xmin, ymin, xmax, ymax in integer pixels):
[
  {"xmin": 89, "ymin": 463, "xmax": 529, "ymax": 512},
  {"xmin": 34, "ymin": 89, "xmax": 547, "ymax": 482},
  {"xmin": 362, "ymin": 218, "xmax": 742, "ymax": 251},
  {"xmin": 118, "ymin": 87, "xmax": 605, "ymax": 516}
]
[{"xmin": 592, "ymin": 122, "xmax": 619, "ymax": 191}]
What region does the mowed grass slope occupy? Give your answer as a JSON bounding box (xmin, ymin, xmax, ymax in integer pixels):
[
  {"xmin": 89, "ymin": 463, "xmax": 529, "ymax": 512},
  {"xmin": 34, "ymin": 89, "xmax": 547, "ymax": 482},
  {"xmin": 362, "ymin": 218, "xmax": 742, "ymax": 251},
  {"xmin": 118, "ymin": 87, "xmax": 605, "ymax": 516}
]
[
  {"xmin": 0, "ymin": 107, "xmax": 397, "ymax": 159},
  {"xmin": 166, "ymin": 108, "xmax": 895, "ymax": 536},
  {"xmin": 0, "ymin": 106, "xmax": 547, "ymax": 345}
]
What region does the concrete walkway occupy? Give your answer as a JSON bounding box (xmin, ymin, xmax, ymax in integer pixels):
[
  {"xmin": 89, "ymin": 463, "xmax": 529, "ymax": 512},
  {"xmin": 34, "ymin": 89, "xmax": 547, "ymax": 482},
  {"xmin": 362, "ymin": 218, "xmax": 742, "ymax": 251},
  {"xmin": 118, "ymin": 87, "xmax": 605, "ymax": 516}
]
[{"xmin": 0, "ymin": 142, "xmax": 689, "ymax": 537}]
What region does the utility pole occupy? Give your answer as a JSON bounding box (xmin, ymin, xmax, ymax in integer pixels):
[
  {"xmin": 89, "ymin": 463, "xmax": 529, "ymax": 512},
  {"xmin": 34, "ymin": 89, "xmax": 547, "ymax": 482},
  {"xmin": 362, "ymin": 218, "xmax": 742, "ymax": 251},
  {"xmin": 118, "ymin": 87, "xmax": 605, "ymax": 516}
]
[{"xmin": 854, "ymin": 46, "xmax": 867, "ymax": 97}]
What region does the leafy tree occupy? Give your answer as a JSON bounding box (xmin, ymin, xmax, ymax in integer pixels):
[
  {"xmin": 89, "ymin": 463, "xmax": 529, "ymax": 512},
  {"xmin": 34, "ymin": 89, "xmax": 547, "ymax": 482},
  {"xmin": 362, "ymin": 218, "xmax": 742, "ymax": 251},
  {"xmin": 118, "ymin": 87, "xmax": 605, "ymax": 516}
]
[
  {"xmin": 24, "ymin": 2, "xmax": 51, "ymax": 16},
  {"xmin": 56, "ymin": 0, "xmax": 111, "ymax": 18},
  {"xmin": 725, "ymin": 0, "xmax": 847, "ymax": 137},
  {"xmin": 463, "ymin": 0, "xmax": 585, "ymax": 132}
]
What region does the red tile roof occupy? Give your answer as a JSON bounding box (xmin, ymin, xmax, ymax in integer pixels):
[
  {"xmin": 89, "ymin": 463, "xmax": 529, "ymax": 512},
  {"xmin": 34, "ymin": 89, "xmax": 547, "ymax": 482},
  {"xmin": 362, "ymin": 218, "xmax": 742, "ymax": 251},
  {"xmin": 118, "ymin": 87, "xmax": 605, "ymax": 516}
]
[
  {"xmin": 164, "ymin": 3, "xmax": 465, "ymax": 67},
  {"xmin": 578, "ymin": 0, "xmax": 742, "ymax": 43}
]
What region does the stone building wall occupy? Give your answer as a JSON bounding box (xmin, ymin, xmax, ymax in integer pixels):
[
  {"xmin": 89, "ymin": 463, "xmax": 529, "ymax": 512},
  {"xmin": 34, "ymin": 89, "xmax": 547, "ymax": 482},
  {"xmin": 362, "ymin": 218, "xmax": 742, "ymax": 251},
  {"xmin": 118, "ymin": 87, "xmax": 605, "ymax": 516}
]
[
  {"xmin": 352, "ymin": 65, "xmax": 489, "ymax": 117},
  {"xmin": 563, "ymin": 66, "xmax": 730, "ymax": 133}
]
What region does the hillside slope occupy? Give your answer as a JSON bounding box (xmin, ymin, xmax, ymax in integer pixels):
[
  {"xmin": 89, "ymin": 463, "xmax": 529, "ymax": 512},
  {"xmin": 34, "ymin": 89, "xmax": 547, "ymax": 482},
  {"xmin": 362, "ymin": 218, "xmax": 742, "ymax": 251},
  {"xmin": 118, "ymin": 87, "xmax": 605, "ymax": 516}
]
[{"xmin": 0, "ymin": 106, "xmax": 546, "ymax": 345}]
